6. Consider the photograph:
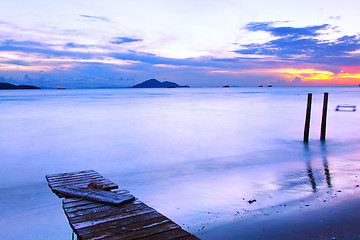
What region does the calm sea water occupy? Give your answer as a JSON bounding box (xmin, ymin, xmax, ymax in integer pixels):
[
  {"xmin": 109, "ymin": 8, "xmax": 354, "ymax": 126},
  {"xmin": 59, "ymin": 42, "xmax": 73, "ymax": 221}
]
[{"xmin": 1, "ymin": 87, "xmax": 360, "ymax": 239}]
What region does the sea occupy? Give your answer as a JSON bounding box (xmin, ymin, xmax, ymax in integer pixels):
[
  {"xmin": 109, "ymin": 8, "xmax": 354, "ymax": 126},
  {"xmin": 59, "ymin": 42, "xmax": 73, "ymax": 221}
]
[{"xmin": 0, "ymin": 87, "xmax": 359, "ymax": 239}]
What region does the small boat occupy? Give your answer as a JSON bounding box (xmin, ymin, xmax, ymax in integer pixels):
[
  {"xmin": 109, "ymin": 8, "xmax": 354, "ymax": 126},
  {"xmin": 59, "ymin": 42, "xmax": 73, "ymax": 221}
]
[
  {"xmin": 258, "ymin": 85, "xmax": 264, "ymax": 87},
  {"xmin": 268, "ymin": 85, "xmax": 273, "ymax": 87},
  {"xmin": 223, "ymin": 85, "xmax": 230, "ymax": 88}
]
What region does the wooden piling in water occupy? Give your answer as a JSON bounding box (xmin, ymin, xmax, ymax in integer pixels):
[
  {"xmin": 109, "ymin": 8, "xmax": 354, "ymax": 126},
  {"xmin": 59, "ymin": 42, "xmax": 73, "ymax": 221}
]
[
  {"xmin": 304, "ymin": 93, "xmax": 312, "ymax": 143},
  {"xmin": 320, "ymin": 92, "xmax": 329, "ymax": 141}
]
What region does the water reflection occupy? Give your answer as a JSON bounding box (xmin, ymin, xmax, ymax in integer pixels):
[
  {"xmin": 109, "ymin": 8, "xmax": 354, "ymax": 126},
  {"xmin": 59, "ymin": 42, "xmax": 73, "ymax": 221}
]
[
  {"xmin": 304, "ymin": 143, "xmax": 332, "ymax": 193},
  {"xmin": 306, "ymin": 161, "xmax": 317, "ymax": 192},
  {"xmin": 322, "ymin": 144, "xmax": 332, "ymax": 188}
]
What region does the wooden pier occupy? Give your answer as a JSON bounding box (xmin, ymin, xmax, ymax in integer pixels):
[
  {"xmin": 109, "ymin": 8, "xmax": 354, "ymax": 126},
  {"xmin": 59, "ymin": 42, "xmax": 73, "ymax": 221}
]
[{"xmin": 46, "ymin": 170, "xmax": 199, "ymax": 240}]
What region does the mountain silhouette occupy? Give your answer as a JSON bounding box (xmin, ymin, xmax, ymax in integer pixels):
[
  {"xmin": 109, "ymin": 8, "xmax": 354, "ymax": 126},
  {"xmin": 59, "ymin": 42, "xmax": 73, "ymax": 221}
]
[
  {"xmin": 0, "ymin": 82, "xmax": 40, "ymax": 89},
  {"xmin": 132, "ymin": 79, "xmax": 189, "ymax": 88}
]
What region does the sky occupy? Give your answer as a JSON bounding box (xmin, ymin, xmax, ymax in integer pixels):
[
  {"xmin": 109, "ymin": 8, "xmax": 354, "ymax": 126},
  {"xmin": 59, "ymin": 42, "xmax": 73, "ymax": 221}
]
[{"xmin": 0, "ymin": 0, "xmax": 359, "ymax": 88}]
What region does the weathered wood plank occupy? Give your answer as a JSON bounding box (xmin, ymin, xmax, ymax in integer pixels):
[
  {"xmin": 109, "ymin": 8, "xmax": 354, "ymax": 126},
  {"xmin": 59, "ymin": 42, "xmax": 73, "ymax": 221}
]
[
  {"xmin": 65, "ymin": 201, "xmax": 113, "ymax": 213},
  {"xmin": 48, "ymin": 175, "xmax": 107, "ymax": 185},
  {"xmin": 50, "ymin": 181, "xmax": 118, "ymax": 191},
  {"xmin": 47, "ymin": 170, "xmax": 199, "ymax": 240},
  {"xmin": 79, "ymin": 214, "xmax": 168, "ymax": 239},
  {"xmin": 63, "ymin": 198, "xmax": 139, "ymax": 212},
  {"xmin": 138, "ymin": 228, "xmax": 192, "ymax": 240},
  {"xmin": 76, "ymin": 211, "xmax": 165, "ymax": 236},
  {"xmin": 67, "ymin": 202, "xmax": 153, "ymax": 225},
  {"xmin": 46, "ymin": 170, "xmax": 119, "ymax": 199},
  {"xmin": 64, "ymin": 201, "xmax": 144, "ymax": 219},
  {"xmin": 98, "ymin": 221, "xmax": 181, "ymax": 240},
  {"xmin": 47, "ymin": 172, "xmax": 108, "ymax": 182},
  {"xmin": 48, "ymin": 176, "xmax": 117, "ymax": 187},
  {"xmin": 70, "ymin": 207, "xmax": 157, "ymax": 230},
  {"xmin": 46, "ymin": 169, "xmax": 97, "ymax": 179},
  {"xmin": 46, "ymin": 172, "xmax": 100, "ymax": 182},
  {"xmin": 52, "ymin": 186, "xmax": 133, "ymax": 205},
  {"xmin": 172, "ymin": 235, "xmax": 201, "ymax": 240},
  {"xmin": 63, "ymin": 190, "xmax": 130, "ymax": 204}
]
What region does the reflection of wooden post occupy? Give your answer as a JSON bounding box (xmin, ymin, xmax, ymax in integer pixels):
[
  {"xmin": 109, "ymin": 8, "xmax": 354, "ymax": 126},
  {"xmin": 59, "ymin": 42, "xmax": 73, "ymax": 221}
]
[
  {"xmin": 320, "ymin": 92, "xmax": 329, "ymax": 141},
  {"xmin": 307, "ymin": 163, "xmax": 317, "ymax": 192},
  {"xmin": 304, "ymin": 93, "xmax": 312, "ymax": 143}
]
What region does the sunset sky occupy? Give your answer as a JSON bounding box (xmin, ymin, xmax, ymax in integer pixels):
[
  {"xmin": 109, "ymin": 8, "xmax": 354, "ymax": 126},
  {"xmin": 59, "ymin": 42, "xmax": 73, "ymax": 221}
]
[{"xmin": 0, "ymin": 0, "xmax": 359, "ymax": 88}]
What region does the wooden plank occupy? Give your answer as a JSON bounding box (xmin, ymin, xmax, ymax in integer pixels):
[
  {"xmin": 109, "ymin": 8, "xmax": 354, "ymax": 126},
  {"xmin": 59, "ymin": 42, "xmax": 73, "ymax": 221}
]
[
  {"xmin": 64, "ymin": 201, "xmax": 144, "ymax": 219},
  {"xmin": 47, "ymin": 172, "xmax": 100, "ymax": 181},
  {"xmin": 47, "ymin": 172, "xmax": 101, "ymax": 182},
  {"xmin": 63, "ymin": 190, "xmax": 130, "ymax": 204},
  {"xmin": 48, "ymin": 175, "xmax": 107, "ymax": 184},
  {"xmin": 67, "ymin": 202, "xmax": 153, "ymax": 225},
  {"xmin": 49, "ymin": 181, "xmax": 117, "ymax": 190},
  {"xmin": 47, "ymin": 170, "xmax": 199, "ymax": 239},
  {"xmin": 70, "ymin": 207, "xmax": 157, "ymax": 230},
  {"xmin": 101, "ymin": 221, "xmax": 181, "ymax": 240},
  {"xmin": 46, "ymin": 170, "xmax": 119, "ymax": 199},
  {"xmin": 47, "ymin": 173, "xmax": 115, "ymax": 186},
  {"xmin": 49, "ymin": 179, "xmax": 117, "ymax": 189},
  {"xmin": 65, "ymin": 202, "xmax": 114, "ymax": 213},
  {"xmin": 46, "ymin": 169, "xmax": 97, "ymax": 179},
  {"xmin": 63, "ymin": 198, "xmax": 139, "ymax": 212},
  {"xmin": 137, "ymin": 228, "xmax": 191, "ymax": 240},
  {"xmin": 79, "ymin": 213, "xmax": 168, "ymax": 239},
  {"xmin": 172, "ymin": 235, "xmax": 201, "ymax": 240},
  {"xmin": 47, "ymin": 171, "xmax": 118, "ymax": 191},
  {"xmin": 76, "ymin": 211, "xmax": 165, "ymax": 236},
  {"xmin": 53, "ymin": 186, "xmax": 135, "ymax": 205}
]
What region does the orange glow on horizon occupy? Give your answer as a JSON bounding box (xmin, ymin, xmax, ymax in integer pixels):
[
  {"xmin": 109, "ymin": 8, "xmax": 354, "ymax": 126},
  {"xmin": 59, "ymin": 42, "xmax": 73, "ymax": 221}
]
[
  {"xmin": 211, "ymin": 67, "xmax": 360, "ymax": 85},
  {"xmin": 269, "ymin": 68, "xmax": 335, "ymax": 80}
]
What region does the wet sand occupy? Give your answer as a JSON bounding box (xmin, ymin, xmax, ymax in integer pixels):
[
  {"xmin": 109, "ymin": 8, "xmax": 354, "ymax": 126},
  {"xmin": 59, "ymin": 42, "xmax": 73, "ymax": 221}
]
[{"xmin": 205, "ymin": 195, "xmax": 360, "ymax": 239}]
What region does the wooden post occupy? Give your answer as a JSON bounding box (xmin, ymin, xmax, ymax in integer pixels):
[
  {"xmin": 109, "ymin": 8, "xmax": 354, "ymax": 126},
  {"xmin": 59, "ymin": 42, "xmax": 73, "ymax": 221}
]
[
  {"xmin": 320, "ymin": 92, "xmax": 329, "ymax": 141},
  {"xmin": 304, "ymin": 93, "xmax": 312, "ymax": 143}
]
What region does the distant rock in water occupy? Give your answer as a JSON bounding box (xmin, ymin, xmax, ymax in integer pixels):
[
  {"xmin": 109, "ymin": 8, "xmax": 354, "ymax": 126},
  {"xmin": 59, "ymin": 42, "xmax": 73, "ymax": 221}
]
[
  {"xmin": 0, "ymin": 82, "xmax": 40, "ymax": 89},
  {"xmin": 132, "ymin": 79, "xmax": 189, "ymax": 88}
]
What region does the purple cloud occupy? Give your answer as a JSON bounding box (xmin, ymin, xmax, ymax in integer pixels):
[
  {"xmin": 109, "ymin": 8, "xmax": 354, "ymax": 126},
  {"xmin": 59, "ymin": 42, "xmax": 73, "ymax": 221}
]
[
  {"xmin": 236, "ymin": 22, "xmax": 360, "ymax": 66},
  {"xmin": 80, "ymin": 14, "xmax": 110, "ymax": 22},
  {"xmin": 65, "ymin": 42, "xmax": 91, "ymax": 48},
  {"xmin": 111, "ymin": 37, "xmax": 142, "ymax": 44},
  {"xmin": 245, "ymin": 22, "xmax": 329, "ymax": 38}
]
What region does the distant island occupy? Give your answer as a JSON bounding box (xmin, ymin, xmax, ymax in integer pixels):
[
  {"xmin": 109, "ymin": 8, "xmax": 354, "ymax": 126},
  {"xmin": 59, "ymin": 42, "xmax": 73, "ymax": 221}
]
[
  {"xmin": 132, "ymin": 79, "xmax": 190, "ymax": 88},
  {"xmin": 0, "ymin": 82, "xmax": 40, "ymax": 89}
]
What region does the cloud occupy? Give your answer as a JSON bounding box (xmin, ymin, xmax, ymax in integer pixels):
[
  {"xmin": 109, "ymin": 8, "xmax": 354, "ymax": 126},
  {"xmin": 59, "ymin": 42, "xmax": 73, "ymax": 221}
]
[
  {"xmin": 111, "ymin": 37, "xmax": 142, "ymax": 44},
  {"xmin": 0, "ymin": 39, "xmax": 95, "ymax": 59},
  {"xmin": 80, "ymin": 14, "xmax": 110, "ymax": 22},
  {"xmin": 292, "ymin": 76, "xmax": 302, "ymax": 83},
  {"xmin": 235, "ymin": 22, "xmax": 360, "ymax": 66},
  {"xmin": 65, "ymin": 42, "xmax": 91, "ymax": 48},
  {"xmin": 1, "ymin": 39, "xmax": 47, "ymax": 48},
  {"xmin": 245, "ymin": 22, "xmax": 329, "ymax": 38}
]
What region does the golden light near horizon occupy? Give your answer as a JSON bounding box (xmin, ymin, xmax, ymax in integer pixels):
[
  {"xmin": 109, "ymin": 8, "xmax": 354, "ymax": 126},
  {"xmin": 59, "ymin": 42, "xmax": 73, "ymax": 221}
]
[
  {"xmin": 210, "ymin": 67, "xmax": 360, "ymax": 86},
  {"xmin": 272, "ymin": 68, "xmax": 360, "ymax": 85},
  {"xmin": 270, "ymin": 68, "xmax": 335, "ymax": 80}
]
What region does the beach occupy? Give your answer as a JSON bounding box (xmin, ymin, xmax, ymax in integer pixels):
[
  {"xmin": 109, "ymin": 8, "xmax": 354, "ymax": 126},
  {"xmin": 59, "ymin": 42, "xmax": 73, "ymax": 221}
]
[{"xmin": 1, "ymin": 87, "xmax": 360, "ymax": 239}]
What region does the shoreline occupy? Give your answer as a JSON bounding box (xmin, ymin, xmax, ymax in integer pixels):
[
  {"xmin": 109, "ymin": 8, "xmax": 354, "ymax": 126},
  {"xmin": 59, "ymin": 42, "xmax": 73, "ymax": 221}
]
[{"xmin": 203, "ymin": 193, "xmax": 360, "ymax": 239}]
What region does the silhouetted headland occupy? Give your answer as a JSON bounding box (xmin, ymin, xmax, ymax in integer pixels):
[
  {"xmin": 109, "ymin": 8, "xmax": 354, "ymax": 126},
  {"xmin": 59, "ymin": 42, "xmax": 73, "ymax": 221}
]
[
  {"xmin": 131, "ymin": 79, "xmax": 190, "ymax": 88},
  {"xmin": 0, "ymin": 82, "xmax": 40, "ymax": 89}
]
